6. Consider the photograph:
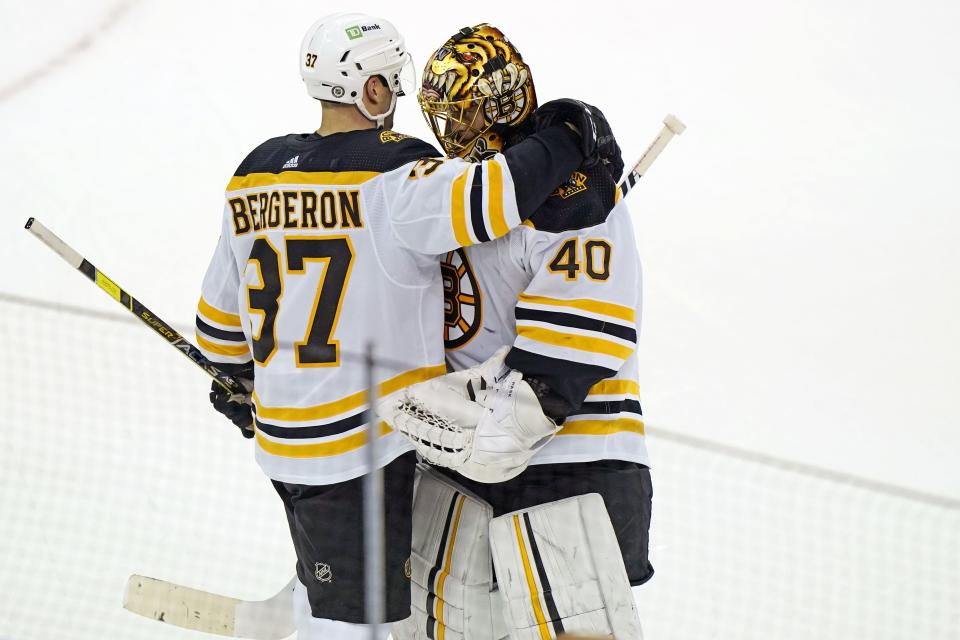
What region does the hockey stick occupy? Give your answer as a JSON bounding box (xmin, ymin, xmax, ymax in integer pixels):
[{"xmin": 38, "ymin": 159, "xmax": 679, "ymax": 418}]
[
  {"xmin": 122, "ymin": 574, "xmax": 296, "ymax": 639},
  {"xmin": 617, "ymin": 113, "xmax": 686, "ymax": 200},
  {"xmin": 24, "ymin": 218, "xmax": 246, "ymax": 397}
]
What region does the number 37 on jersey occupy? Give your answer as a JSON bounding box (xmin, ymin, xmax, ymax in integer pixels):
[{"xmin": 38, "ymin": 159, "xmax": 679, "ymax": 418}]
[{"xmin": 246, "ymin": 235, "xmax": 354, "ymax": 367}]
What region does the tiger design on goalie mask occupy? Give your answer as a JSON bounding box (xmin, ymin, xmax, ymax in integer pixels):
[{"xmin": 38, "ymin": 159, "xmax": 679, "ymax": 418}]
[{"xmin": 419, "ymin": 24, "xmax": 537, "ymax": 159}]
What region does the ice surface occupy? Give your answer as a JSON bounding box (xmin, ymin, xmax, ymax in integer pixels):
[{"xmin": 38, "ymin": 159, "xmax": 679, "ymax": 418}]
[{"xmin": 1, "ymin": 1, "xmax": 959, "ymax": 638}]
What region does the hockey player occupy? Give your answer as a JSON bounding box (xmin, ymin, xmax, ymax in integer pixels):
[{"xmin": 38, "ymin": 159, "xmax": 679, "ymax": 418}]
[
  {"xmin": 382, "ymin": 25, "xmax": 652, "ymax": 639},
  {"xmin": 198, "ymin": 13, "xmax": 624, "ymax": 640}
]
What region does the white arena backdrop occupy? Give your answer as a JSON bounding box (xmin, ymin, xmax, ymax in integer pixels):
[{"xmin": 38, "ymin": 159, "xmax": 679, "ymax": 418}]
[{"xmin": 0, "ymin": 293, "xmax": 957, "ymax": 640}]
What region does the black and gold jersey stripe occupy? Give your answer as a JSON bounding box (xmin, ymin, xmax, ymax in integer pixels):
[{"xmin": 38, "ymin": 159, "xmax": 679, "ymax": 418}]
[
  {"xmin": 450, "ymin": 160, "xmax": 511, "ymax": 248},
  {"xmin": 195, "ymin": 297, "xmax": 251, "ymax": 362},
  {"xmin": 514, "ymin": 306, "xmax": 637, "ymax": 343},
  {"xmin": 198, "ymin": 297, "xmax": 242, "ymax": 327},
  {"xmin": 254, "ymin": 421, "xmax": 392, "ymax": 459},
  {"xmin": 560, "ymin": 377, "xmax": 644, "ymax": 436},
  {"xmin": 516, "ymin": 293, "xmax": 635, "ymax": 323},
  {"xmin": 253, "ymin": 410, "xmax": 367, "ymax": 440},
  {"xmin": 196, "ymin": 316, "xmax": 246, "ymax": 342},
  {"xmin": 469, "ymin": 164, "xmax": 490, "ymax": 243},
  {"xmin": 569, "ymin": 398, "xmax": 643, "ymax": 418}
]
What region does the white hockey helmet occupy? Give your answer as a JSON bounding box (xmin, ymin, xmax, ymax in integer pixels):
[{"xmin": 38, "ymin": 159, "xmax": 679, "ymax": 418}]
[{"xmin": 300, "ymin": 13, "xmax": 414, "ymax": 128}]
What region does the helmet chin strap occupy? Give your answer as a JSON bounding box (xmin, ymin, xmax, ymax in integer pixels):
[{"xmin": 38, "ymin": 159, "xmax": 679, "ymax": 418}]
[{"xmin": 355, "ymin": 90, "xmax": 398, "ymax": 129}]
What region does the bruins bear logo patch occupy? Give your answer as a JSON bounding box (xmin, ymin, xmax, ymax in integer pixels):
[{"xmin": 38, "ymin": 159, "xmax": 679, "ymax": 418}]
[
  {"xmin": 441, "ymin": 249, "xmax": 482, "ymax": 349},
  {"xmin": 551, "ymin": 171, "xmax": 588, "ymax": 199},
  {"xmin": 379, "ymin": 130, "xmax": 414, "ymax": 144}
]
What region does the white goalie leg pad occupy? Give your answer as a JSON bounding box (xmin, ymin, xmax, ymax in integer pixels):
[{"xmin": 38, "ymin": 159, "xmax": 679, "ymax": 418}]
[
  {"xmin": 489, "ymin": 494, "xmax": 643, "ymax": 640},
  {"xmin": 393, "ymin": 464, "xmax": 507, "ymax": 640}
]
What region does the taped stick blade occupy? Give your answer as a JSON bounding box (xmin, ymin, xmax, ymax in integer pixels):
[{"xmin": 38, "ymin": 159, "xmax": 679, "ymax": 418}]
[{"xmin": 123, "ymin": 574, "xmax": 240, "ymax": 637}]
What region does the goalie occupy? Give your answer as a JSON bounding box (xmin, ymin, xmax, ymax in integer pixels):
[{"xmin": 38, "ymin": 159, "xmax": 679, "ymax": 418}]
[{"xmin": 380, "ymin": 25, "xmax": 653, "ymax": 640}]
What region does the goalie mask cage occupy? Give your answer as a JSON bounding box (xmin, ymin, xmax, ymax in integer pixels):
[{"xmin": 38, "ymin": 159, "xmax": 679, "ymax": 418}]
[{"xmin": 1, "ymin": 292, "xmax": 958, "ymax": 640}]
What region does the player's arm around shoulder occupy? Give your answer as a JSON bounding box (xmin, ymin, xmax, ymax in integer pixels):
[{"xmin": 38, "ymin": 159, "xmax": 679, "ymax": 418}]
[{"xmin": 377, "ymin": 125, "xmax": 585, "ymax": 255}]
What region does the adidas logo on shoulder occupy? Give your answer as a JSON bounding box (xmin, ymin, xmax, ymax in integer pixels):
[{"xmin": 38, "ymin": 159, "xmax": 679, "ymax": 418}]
[{"xmin": 282, "ymin": 155, "xmax": 299, "ymax": 169}]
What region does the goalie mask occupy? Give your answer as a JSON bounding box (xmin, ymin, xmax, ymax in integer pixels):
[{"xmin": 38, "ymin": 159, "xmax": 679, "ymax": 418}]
[{"xmin": 419, "ymin": 24, "xmax": 537, "ymax": 160}]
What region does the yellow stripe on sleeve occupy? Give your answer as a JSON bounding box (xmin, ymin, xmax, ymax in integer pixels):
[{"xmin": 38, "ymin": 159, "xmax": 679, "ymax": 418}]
[
  {"xmin": 226, "ymin": 170, "xmax": 380, "ymax": 191},
  {"xmin": 559, "ymin": 418, "xmax": 645, "ymax": 436},
  {"xmin": 451, "ymin": 168, "xmax": 473, "ymax": 247},
  {"xmin": 255, "ymin": 421, "xmax": 391, "ymax": 458},
  {"xmin": 197, "ymin": 334, "xmax": 250, "ymax": 357},
  {"xmin": 587, "ymin": 379, "xmax": 640, "ymax": 397},
  {"xmin": 198, "ymin": 297, "xmax": 242, "ymax": 327},
  {"xmin": 517, "ymin": 326, "xmax": 634, "ymax": 360},
  {"xmin": 517, "ymin": 293, "xmax": 635, "ymax": 323},
  {"xmin": 254, "ymin": 364, "xmax": 446, "ymax": 422},
  {"xmin": 486, "ymin": 160, "xmax": 509, "ymax": 238},
  {"xmin": 513, "ymin": 516, "xmax": 552, "ymax": 640}
]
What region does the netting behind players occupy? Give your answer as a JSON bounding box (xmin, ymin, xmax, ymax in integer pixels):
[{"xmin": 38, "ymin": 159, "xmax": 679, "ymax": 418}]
[{"xmin": 1, "ymin": 293, "xmax": 958, "ymax": 640}]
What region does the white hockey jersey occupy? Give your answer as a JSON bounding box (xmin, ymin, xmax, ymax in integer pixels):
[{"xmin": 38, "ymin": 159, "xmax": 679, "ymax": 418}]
[
  {"xmin": 195, "ymin": 127, "xmax": 582, "ymax": 485},
  {"xmin": 444, "ymin": 164, "xmax": 649, "ymax": 467}
]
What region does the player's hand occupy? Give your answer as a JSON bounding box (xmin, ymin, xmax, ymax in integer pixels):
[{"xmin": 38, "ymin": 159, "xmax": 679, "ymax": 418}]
[
  {"xmin": 534, "ymin": 99, "xmax": 624, "ymax": 179},
  {"xmin": 209, "ymin": 369, "xmax": 255, "ymax": 439}
]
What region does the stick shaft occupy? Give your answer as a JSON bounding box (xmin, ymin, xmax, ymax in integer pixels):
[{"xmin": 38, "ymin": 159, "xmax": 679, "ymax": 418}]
[
  {"xmin": 24, "ymin": 217, "xmax": 244, "ymax": 394},
  {"xmin": 618, "ymin": 113, "xmax": 686, "ymax": 200}
]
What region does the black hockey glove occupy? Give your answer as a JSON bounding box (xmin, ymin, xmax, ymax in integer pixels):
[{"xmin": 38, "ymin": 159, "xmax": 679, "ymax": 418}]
[
  {"xmin": 209, "ymin": 368, "xmax": 254, "ymax": 439},
  {"xmin": 533, "ymin": 99, "xmax": 624, "ymax": 180}
]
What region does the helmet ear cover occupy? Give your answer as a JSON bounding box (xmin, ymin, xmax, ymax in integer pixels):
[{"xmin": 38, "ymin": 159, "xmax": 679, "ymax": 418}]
[{"xmin": 418, "ymin": 24, "xmax": 537, "ymax": 158}]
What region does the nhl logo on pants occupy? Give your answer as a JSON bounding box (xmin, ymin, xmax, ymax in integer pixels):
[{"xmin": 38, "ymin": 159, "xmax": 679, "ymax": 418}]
[{"xmin": 314, "ymin": 562, "xmax": 333, "ymax": 583}]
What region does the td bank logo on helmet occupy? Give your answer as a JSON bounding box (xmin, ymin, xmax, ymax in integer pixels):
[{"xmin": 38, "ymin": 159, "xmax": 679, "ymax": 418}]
[{"xmin": 345, "ymin": 24, "xmax": 381, "ymax": 40}]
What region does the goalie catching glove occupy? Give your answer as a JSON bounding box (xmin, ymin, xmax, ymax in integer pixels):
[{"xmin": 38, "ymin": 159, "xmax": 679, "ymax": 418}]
[{"xmin": 378, "ymin": 348, "xmax": 561, "ymax": 483}]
